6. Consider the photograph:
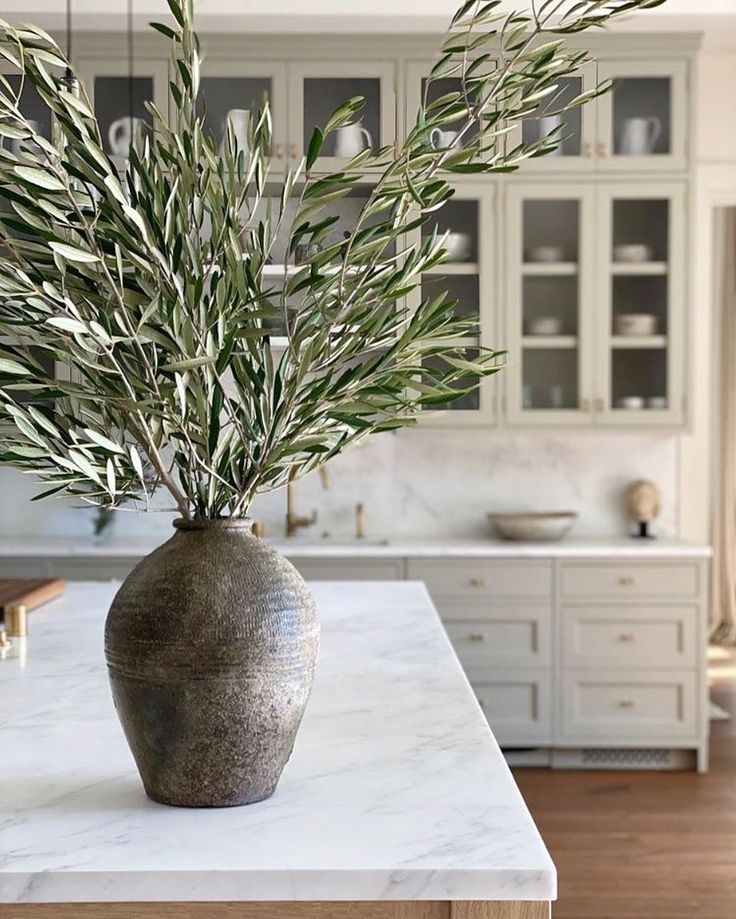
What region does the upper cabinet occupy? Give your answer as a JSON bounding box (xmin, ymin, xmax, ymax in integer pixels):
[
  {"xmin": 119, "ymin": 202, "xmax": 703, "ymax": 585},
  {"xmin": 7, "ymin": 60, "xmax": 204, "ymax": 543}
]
[
  {"xmin": 288, "ymin": 61, "xmax": 396, "ymax": 170},
  {"xmin": 76, "ymin": 58, "xmax": 169, "ymax": 166},
  {"xmin": 514, "ymin": 57, "xmax": 689, "ymax": 173}
]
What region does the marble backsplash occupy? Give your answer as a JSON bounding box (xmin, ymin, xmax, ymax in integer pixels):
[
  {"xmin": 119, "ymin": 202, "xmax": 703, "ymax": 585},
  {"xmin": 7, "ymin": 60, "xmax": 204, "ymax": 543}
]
[{"xmin": 0, "ymin": 429, "xmax": 678, "ymax": 543}]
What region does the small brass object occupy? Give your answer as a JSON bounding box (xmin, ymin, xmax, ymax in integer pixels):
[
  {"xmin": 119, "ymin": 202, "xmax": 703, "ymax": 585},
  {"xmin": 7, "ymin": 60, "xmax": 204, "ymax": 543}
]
[
  {"xmin": 5, "ymin": 604, "xmax": 28, "ymax": 638},
  {"xmin": 355, "ymin": 502, "xmax": 366, "ymax": 540},
  {"xmin": 0, "ymin": 629, "xmax": 11, "ymax": 654},
  {"xmin": 469, "ymin": 577, "xmax": 487, "ymax": 588},
  {"xmin": 251, "ymin": 520, "xmax": 265, "ymax": 539}
]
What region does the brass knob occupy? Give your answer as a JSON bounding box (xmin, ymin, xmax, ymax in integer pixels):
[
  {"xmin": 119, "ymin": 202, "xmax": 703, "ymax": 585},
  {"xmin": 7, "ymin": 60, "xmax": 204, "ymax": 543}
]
[
  {"xmin": 594, "ymin": 397, "xmax": 605, "ymax": 413},
  {"xmin": 468, "ymin": 632, "xmax": 488, "ymax": 642},
  {"xmin": 618, "ymin": 699, "xmax": 635, "ymax": 709},
  {"xmin": 274, "ymin": 143, "xmax": 285, "ymax": 159},
  {"xmin": 469, "ymin": 577, "xmax": 486, "ymax": 588},
  {"xmin": 581, "ymin": 397, "xmax": 591, "ymax": 412},
  {"xmin": 251, "ymin": 521, "xmax": 265, "ymax": 539},
  {"xmin": 289, "ymin": 143, "xmax": 299, "ymax": 159},
  {"xmin": 618, "ymin": 576, "xmax": 635, "ymax": 587},
  {"xmin": 583, "ymin": 142, "xmax": 594, "ymax": 158},
  {"xmin": 597, "ymin": 142, "xmax": 608, "ymax": 158},
  {"xmin": 478, "ymin": 698, "xmax": 486, "ymax": 709},
  {"xmin": 618, "ymin": 632, "xmax": 635, "ymax": 642}
]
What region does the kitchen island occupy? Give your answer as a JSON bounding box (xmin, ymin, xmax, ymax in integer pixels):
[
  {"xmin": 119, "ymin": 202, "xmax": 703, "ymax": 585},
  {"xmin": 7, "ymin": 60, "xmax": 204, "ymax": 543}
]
[{"xmin": 0, "ymin": 581, "xmax": 555, "ymax": 918}]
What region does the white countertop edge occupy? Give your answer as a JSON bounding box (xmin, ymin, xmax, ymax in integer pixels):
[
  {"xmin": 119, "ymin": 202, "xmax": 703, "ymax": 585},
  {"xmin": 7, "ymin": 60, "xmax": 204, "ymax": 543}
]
[
  {"xmin": 1, "ymin": 867, "xmax": 557, "ymax": 903},
  {"xmin": 0, "ymin": 537, "xmax": 713, "ymax": 559}
]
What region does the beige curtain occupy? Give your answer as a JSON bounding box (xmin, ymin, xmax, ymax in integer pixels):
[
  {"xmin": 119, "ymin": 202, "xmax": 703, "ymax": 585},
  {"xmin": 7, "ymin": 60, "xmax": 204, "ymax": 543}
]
[{"xmin": 712, "ymin": 208, "xmax": 736, "ymax": 643}]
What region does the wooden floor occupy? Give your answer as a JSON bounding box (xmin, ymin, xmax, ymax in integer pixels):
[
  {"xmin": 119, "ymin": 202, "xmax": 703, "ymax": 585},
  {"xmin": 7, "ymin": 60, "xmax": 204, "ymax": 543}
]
[{"xmin": 514, "ymin": 647, "xmax": 736, "ymax": 919}]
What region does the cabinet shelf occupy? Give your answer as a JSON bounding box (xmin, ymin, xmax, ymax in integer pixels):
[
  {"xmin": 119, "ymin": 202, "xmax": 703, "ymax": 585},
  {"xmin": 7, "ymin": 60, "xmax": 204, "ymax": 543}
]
[
  {"xmin": 611, "ymin": 261, "xmax": 668, "ymax": 276},
  {"xmin": 522, "ymin": 335, "xmax": 578, "ymax": 350},
  {"xmin": 522, "ymin": 262, "xmax": 578, "ymax": 276},
  {"xmin": 424, "ymin": 263, "xmax": 480, "ymax": 276},
  {"xmin": 611, "ymin": 335, "xmax": 667, "ymax": 349}
]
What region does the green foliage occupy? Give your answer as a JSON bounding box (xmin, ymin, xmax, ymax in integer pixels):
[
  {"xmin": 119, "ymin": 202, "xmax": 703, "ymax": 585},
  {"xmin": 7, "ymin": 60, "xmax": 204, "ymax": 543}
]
[{"xmin": 0, "ymin": 0, "xmax": 664, "ymax": 519}]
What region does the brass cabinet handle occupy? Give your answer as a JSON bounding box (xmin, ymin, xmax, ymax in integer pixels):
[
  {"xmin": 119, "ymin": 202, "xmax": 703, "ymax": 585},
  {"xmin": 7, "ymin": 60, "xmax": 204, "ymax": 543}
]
[
  {"xmin": 274, "ymin": 143, "xmax": 285, "ymax": 159},
  {"xmin": 583, "ymin": 142, "xmax": 594, "ymax": 158},
  {"xmin": 469, "ymin": 577, "xmax": 487, "ymax": 588},
  {"xmin": 594, "ymin": 397, "xmax": 605, "ymax": 413},
  {"xmin": 581, "ymin": 397, "xmax": 591, "ymax": 413},
  {"xmin": 618, "ymin": 699, "xmax": 635, "ymax": 709},
  {"xmin": 617, "ymin": 632, "xmax": 635, "ymax": 642},
  {"xmin": 289, "ymin": 143, "xmax": 299, "ymax": 159},
  {"xmin": 597, "ymin": 142, "xmax": 609, "ymax": 158},
  {"xmin": 618, "ymin": 576, "xmax": 635, "ymax": 587},
  {"xmin": 468, "ymin": 632, "xmax": 488, "ymax": 642}
]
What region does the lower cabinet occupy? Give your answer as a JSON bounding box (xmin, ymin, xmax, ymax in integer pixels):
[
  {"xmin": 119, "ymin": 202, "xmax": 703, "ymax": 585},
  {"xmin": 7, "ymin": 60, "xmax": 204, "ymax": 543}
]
[{"xmin": 473, "ymin": 670, "xmax": 553, "ymax": 745}]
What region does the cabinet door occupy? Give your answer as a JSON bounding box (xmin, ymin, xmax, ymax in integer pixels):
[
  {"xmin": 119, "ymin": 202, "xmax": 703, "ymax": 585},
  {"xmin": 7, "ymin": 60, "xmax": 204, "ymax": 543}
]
[
  {"xmin": 404, "ymin": 59, "xmax": 498, "ymax": 165},
  {"xmin": 195, "ymin": 61, "xmax": 288, "ymax": 169},
  {"xmin": 408, "ymin": 186, "xmax": 498, "ymax": 427},
  {"xmin": 596, "ymin": 59, "xmax": 689, "ymax": 171},
  {"xmin": 474, "ymin": 670, "xmax": 553, "ymax": 745},
  {"xmin": 0, "ymin": 64, "xmax": 54, "ymax": 149},
  {"xmin": 288, "ymin": 61, "xmax": 396, "ymax": 171},
  {"xmin": 512, "ymin": 62, "xmax": 598, "ymax": 173},
  {"xmin": 76, "ymin": 58, "xmax": 169, "ymax": 167},
  {"xmin": 594, "ymin": 182, "xmax": 687, "ymax": 427},
  {"xmin": 505, "ymin": 183, "xmax": 596, "ymax": 426}
]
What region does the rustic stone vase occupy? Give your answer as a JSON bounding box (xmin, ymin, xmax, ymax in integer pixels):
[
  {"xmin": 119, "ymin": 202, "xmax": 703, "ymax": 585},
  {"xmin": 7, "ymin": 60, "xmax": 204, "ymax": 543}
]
[{"xmin": 104, "ymin": 518, "xmax": 319, "ymax": 808}]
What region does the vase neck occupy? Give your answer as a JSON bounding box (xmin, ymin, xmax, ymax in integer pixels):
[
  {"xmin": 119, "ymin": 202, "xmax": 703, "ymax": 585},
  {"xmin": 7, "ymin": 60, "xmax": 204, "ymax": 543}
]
[{"xmin": 173, "ymin": 517, "xmax": 253, "ymax": 532}]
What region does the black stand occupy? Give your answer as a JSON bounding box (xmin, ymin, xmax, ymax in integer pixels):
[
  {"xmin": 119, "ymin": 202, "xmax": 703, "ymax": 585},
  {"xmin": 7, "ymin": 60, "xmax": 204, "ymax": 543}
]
[{"xmin": 632, "ymin": 521, "xmax": 655, "ymax": 539}]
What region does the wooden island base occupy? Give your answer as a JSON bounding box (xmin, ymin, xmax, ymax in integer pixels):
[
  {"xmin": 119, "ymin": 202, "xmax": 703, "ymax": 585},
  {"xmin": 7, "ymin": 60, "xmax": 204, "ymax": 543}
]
[{"xmin": 1, "ymin": 902, "xmax": 551, "ymax": 919}]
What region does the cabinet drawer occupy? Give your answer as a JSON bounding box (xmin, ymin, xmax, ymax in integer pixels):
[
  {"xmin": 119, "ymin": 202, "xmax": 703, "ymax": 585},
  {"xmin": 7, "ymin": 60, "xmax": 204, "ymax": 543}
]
[
  {"xmin": 474, "ymin": 670, "xmax": 552, "ymax": 745},
  {"xmin": 560, "ymin": 669, "xmax": 697, "ymax": 740},
  {"xmin": 291, "ymin": 558, "xmax": 404, "ymax": 581},
  {"xmin": 562, "ymin": 605, "xmax": 697, "ymax": 669},
  {"xmin": 444, "ymin": 606, "xmax": 552, "ymax": 669},
  {"xmin": 407, "ymin": 559, "xmax": 552, "ymax": 600},
  {"xmin": 561, "ymin": 562, "xmax": 699, "ymax": 599}
]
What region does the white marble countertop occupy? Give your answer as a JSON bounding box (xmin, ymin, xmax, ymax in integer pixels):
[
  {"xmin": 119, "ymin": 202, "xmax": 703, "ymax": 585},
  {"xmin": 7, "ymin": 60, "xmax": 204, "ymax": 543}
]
[
  {"xmin": 0, "ymin": 535, "xmax": 713, "ymax": 558},
  {"xmin": 0, "ymin": 581, "xmax": 556, "ymax": 905}
]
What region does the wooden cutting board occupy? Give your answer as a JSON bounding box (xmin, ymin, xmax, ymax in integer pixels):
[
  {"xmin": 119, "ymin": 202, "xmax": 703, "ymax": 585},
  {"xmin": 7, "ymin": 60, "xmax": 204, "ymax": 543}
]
[{"xmin": 0, "ymin": 578, "xmax": 67, "ymax": 614}]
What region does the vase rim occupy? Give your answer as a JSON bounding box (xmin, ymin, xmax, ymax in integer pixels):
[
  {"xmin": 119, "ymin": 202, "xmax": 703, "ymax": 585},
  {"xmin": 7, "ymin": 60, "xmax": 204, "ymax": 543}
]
[{"xmin": 174, "ymin": 517, "xmax": 253, "ymax": 531}]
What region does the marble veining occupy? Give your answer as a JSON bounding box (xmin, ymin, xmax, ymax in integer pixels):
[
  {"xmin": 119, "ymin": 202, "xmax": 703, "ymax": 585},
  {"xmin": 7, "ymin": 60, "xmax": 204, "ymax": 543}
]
[{"xmin": 0, "ymin": 581, "xmax": 556, "ymax": 904}]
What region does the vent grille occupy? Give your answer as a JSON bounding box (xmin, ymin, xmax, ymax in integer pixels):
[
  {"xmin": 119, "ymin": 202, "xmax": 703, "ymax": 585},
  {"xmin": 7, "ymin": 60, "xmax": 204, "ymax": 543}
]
[{"xmin": 582, "ymin": 748, "xmax": 673, "ymax": 767}]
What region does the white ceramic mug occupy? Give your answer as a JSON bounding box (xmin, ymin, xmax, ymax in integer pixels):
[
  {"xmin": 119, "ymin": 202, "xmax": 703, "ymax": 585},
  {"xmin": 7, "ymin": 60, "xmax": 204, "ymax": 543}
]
[
  {"xmin": 334, "ymin": 123, "xmax": 373, "ymax": 158},
  {"xmin": 221, "ymin": 108, "xmax": 250, "ymax": 153},
  {"xmin": 619, "ymin": 116, "xmax": 662, "ymax": 155},
  {"xmin": 108, "ymin": 116, "xmax": 144, "ymax": 157},
  {"xmin": 538, "ymin": 113, "xmax": 564, "ymax": 156},
  {"xmin": 430, "ymin": 128, "xmax": 460, "ymax": 150}
]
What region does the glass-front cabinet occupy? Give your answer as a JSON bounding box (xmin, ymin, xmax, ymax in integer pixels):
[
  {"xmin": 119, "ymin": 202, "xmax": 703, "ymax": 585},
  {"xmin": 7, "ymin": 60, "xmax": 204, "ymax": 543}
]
[
  {"xmin": 408, "ymin": 186, "xmax": 498, "ymax": 426},
  {"xmin": 506, "ymin": 185, "xmax": 597, "ymax": 425},
  {"xmin": 195, "ymin": 61, "xmax": 288, "ymax": 166},
  {"xmin": 506, "ymin": 181, "xmax": 686, "ymax": 428},
  {"xmin": 596, "ymin": 183, "xmax": 686, "ymax": 426},
  {"xmin": 596, "ymin": 60, "xmax": 688, "ymax": 171},
  {"xmin": 288, "ymin": 62, "xmax": 396, "ymax": 170},
  {"xmin": 76, "ymin": 58, "xmax": 169, "ymax": 166}
]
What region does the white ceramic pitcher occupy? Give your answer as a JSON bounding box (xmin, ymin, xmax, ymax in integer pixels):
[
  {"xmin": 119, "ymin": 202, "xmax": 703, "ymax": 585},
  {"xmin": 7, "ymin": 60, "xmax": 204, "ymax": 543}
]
[
  {"xmin": 538, "ymin": 113, "xmax": 564, "ymax": 156},
  {"xmin": 430, "ymin": 128, "xmax": 460, "ymax": 150},
  {"xmin": 619, "ymin": 116, "xmax": 662, "ymax": 155},
  {"xmin": 108, "ymin": 116, "xmax": 144, "ymax": 157},
  {"xmin": 334, "ymin": 123, "xmax": 373, "ymax": 158},
  {"xmin": 220, "ymin": 108, "xmax": 250, "ymax": 153}
]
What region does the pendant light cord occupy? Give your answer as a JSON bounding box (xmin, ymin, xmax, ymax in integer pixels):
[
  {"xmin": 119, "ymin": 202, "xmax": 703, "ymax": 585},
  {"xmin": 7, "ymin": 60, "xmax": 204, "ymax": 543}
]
[{"xmin": 65, "ymin": 0, "xmax": 73, "ymax": 80}]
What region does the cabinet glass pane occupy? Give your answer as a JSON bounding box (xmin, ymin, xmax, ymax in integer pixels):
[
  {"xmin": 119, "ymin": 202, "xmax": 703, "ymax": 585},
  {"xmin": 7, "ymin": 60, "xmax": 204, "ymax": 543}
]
[
  {"xmin": 197, "ymin": 77, "xmax": 272, "ymax": 151},
  {"xmin": 303, "ymin": 78, "xmax": 380, "ymax": 156},
  {"xmin": 523, "ymin": 199, "xmax": 579, "ymax": 264},
  {"xmin": 422, "ymin": 349, "xmax": 480, "ymax": 411},
  {"xmin": 423, "ymin": 199, "xmax": 479, "ymax": 263},
  {"xmin": 4, "ymin": 74, "xmax": 52, "ymax": 142},
  {"xmin": 421, "ymin": 76, "xmax": 479, "ymax": 149},
  {"xmin": 522, "ymin": 348, "xmax": 579, "ymax": 410},
  {"xmin": 612, "ymin": 78, "xmax": 671, "ymax": 156},
  {"xmin": 422, "ymin": 275, "xmax": 479, "ymax": 325},
  {"xmin": 610, "ymin": 197, "xmax": 670, "ymax": 411},
  {"xmin": 611, "ymin": 349, "xmax": 667, "ymax": 411},
  {"xmin": 94, "ymin": 76, "xmax": 154, "ymax": 157},
  {"xmin": 521, "ymin": 76, "xmax": 583, "ymax": 156}
]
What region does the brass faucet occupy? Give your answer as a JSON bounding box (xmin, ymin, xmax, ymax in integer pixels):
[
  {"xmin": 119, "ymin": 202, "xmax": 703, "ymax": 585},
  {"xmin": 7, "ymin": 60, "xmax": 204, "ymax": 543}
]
[{"xmin": 285, "ymin": 465, "xmax": 330, "ymax": 537}]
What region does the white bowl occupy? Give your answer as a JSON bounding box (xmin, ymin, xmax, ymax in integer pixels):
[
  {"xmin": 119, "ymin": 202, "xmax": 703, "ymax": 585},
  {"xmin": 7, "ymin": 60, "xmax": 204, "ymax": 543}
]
[
  {"xmin": 614, "ymin": 313, "xmax": 658, "ymax": 336},
  {"xmin": 527, "ymin": 245, "xmax": 564, "ymax": 264},
  {"xmin": 443, "ymin": 232, "xmax": 472, "ymax": 262},
  {"xmin": 614, "ymin": 243, "xmax": 653, "ymax": 263},
  {"xmin": 616, "ymin": 396, "xmax": 645, "ymax": 410},
  {"xmin": 527, "ymin": 316, "xmax": 562, "ymax": 336},
  {"xmin": 488, "ymin": 511, "xmax": 578, "ymax": 542}
]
